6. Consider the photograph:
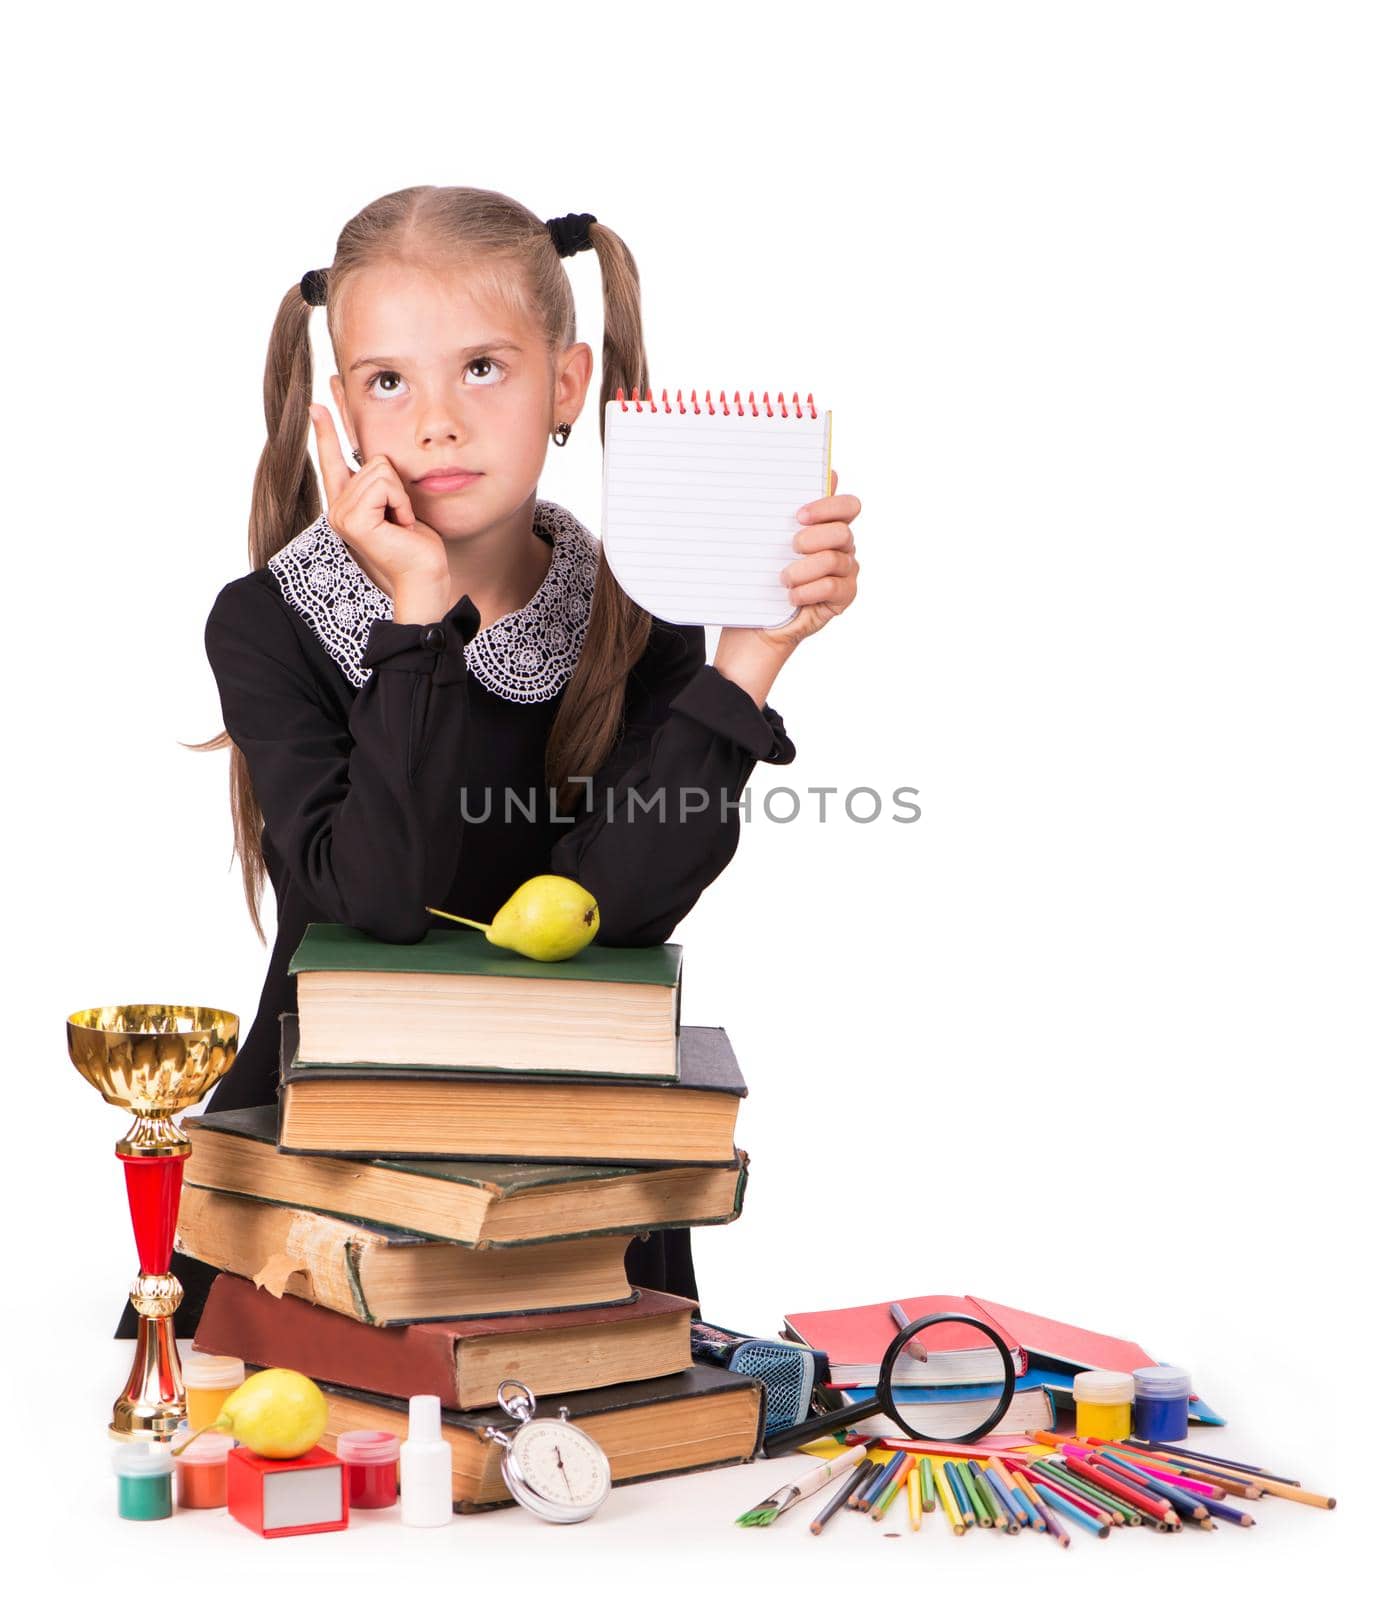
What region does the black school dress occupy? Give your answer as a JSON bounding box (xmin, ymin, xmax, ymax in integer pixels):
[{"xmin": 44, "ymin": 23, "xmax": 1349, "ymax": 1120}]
[{"xmin": 115, "ymin": 498, "xmax": 795, "ymax": 1337}]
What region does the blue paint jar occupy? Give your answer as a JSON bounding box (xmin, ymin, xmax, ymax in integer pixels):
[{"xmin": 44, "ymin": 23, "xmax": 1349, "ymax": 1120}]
[{"xmin": 1132, "ymin": 1366, "xmax": 1191, "ymax": 1442}]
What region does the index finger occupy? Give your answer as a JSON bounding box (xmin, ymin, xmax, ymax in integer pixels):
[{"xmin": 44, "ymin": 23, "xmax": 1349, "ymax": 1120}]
[
  {"xmin": 796, "ymin": 491, "xmax": 861, "ymax": 525},
  {"xmin": 308, "ymin": 404, "xmax": 354, "ymax": 507}
]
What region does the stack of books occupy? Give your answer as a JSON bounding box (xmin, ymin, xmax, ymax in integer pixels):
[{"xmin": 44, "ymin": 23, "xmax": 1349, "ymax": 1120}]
[{"xmin": 179, "ymin": 923, "xmax": 765, "ymax": 1511}]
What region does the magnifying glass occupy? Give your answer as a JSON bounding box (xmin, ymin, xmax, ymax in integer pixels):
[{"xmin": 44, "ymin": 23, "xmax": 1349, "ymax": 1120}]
[{"xmin": 761, "ymin": 1312, "xmax": 1018, "ymax": 1458}]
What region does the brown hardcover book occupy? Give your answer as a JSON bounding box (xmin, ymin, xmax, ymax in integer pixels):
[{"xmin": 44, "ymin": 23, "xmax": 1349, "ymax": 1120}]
[
  {"xmin": 277, "ymin": 1012, "xmax": 746, "ymax": 1165},
  {"xmin": 184, "ymin": 1104, "xmax": 748, "ymax": 1247},
  {"xmin": 195, "ymin": 1271, "xmax": 696, "ymax": 1408},
  {"xmin": 175, "ymin": 1185, "xmax": 635, "ymax": 1325},
  {"xmin": 311, "ymin": 1365, "xmax": 764, "ymax": 1510}
]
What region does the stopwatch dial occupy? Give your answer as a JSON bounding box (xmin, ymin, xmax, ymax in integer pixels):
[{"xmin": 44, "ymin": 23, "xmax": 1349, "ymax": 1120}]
[{"xmin": 510, "ymin": 1420, "xmax": 611, "ymax": 1510}]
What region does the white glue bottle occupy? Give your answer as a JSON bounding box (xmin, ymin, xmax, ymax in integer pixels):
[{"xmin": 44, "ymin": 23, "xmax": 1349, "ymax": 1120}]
[{"xmin": 401, "ymin": 1394, "xmax": 453, "ymax": 1526}]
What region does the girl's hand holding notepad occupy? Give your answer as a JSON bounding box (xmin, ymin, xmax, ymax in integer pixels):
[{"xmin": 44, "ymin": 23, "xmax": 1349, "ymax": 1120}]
[
  {"xmin": 308, "ymin": 403, "xmax": 450, "ymax": 618},
  {"xmin": 761, "ymin": 468, "xmax": 861, "ymax": 648},
  {"xmin": 712, "ymin": 470, "xmax": 861, "ymax": 705}
]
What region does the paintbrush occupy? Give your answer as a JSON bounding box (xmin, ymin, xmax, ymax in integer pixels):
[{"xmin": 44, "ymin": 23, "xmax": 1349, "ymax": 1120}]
[{"xmin": 736, "ymin": 1443, "xmax": 869, "ymax": 1527}]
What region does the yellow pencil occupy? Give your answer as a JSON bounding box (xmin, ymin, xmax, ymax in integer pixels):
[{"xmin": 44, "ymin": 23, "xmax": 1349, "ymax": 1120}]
[
  {"xmin": 907, "ymin": 1468, "xmax": 923, "ymax": 1531},
  {"xmin": 932, "ymin": 1457, "xmax": 966, "ymax": 1535}
]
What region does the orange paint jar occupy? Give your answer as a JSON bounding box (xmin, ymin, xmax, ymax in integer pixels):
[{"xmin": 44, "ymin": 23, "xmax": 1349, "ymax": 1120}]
[
  {"xmin": 171, "ymin": 1425, "xmax": 235, "ymax": 1508},
  {"xmin": 183, "ymin": 1353, "xmax": 245, "ymax": 1433}
]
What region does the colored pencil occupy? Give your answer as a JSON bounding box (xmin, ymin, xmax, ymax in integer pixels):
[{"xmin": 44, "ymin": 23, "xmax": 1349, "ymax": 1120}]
[
  {"xmin": 971, "ymin": 1461, "xmax": 1015, "ymax": 1532},
  {"xmin": 857, "ymin": 1453, "xmax": 901, "ymax": 1511},
  {"xmin": 1014, "ymin": 1469, "xmax": 1068, "ymax": 1546},
  {"xmin": 963, "ymin": 1461, "xmax": 999, "ymax": 1528},
  {"xmin": 1035, "ymin": 1482, "xmax": 1110, "ymax": 1538},
  {"xmin": 973, "ymin": 1461, "xmax": 1020, "ymax": 1532},
  {"xmin": 1118, "ymin": 1436, "xmax": 1334, "ymax": 1504},
  {"xmin": 1095, "ymin": 1446, "xmax": 1231, "ymax": 1498},
  {"xmin": 933, "ymin": 1460, "xmax": 966, "ymax": 1535},
  {"xmin": 845, "ymin": 1457, "xmax": 882, "ymax": 1508},
  {"xmin": 1122, "ymin": 1446, "xmax": 1334, "ymax": 1508},
  {"xmin": 872, "ymin": 1453, "xmax": 916, "ymax": 1521},
  {"xmin": 810, "ymin": 1456, "xmax": 877, "ymax": 1535},
  {"xmin": 991, "ymin": 1458, "xmax": 1040, "ymax": 1528},
  {"xmin": 1070, "ymin": 1456, "xmax": 1179, "ymax": 1523},
  {"xmin": 1037, "ymin": 1459, "xmax": 1131, "ymax": 1519},
  {"xmin": 1022, "ymin": 1465, "xmax": 1114, "ymax": 1527},
  {"xmin": 1034, "ymin": 1460, "xmax": 1134, "ymax": 1523},
  {"xmin": 1125, "ymin": 1438, "xmax": 1288, "ymax": 1480},
  {"xmin": 906, "ymin": 1468, "xmax": 922, "ymax": 1530},
  {"xmin": 1188, "ymin": 1493, "xmax": 1255, "ymax": 1528},
  {"xmin": 1098, "ymin": 1451, "xmax": 1214, "ymax": 1515},
  {"xmin": 1059, "ymin": 1458, "xmax": 1166, "ymax": 1527},
  {"xmin": 919, "ymin": 1455, "xmax": 936, "ymax": 1512},
  {"xmin": 944, "ymin": 1460, "xmax": 975, "ymax": 1524},
  {"xmin": 1096, "ymin": 1452, "xmax": 1211, "ymax": 1521},
  {"xmin": 956, "ymin": 1460, "xmax": 992, "ymax": 1527}
]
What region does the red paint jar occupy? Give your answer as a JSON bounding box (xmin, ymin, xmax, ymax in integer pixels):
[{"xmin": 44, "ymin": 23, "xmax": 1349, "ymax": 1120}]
[{"xmin": 336, "ymin": 1429, "xmax": 400, "ymax": 1509}]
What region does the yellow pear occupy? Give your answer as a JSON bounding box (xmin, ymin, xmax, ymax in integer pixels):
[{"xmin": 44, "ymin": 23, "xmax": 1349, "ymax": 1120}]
[
  {"xmin": 171, "ymin": 1367, "xmax": 328, "ymax": 1460},
  {"xmin": 426, "ymin": 874, "xmax": 599, "ymax": 961}
]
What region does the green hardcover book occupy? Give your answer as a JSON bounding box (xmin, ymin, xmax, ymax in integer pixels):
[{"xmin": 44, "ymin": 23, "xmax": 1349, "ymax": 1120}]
[
  {"xmin": 288, "ymin": 922, "xmax": 683, "ymax": 1080},
  {"xmin": 185, "ymin": 1103, "xmax": 749, "ymax": 1247}
]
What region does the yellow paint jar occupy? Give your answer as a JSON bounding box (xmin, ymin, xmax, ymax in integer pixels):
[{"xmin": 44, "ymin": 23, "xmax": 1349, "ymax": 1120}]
[
  {"xmin": 183, "ymin": 1352, "xmax": 245, "ymax": 1433},
  {"xmin": 1072, "ymin": 1369, "xmax": 1133, "ymax": 1441}
]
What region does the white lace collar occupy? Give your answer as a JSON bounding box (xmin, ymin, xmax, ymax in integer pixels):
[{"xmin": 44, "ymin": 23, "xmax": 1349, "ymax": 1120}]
[{"xmin": 267, "ymin": 499, "xmax": 600, "ymax": 703}]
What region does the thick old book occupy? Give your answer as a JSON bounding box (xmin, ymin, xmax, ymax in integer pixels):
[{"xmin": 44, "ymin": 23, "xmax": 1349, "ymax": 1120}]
[
  {"xmin": 174, "ymin": 1184, "xmax": 635, "ymax": 1326},
  {"xmin": 312, "ymin": 1364, "xmax": 765, "ymax": 1510},
  {"xmin": 277, "ymin": 1012, "xmax": 746, "ymax": 1165},
  {"xmin": 289, "ymin": 922, "xmax": 683, "ymax": 1079},
  {"xmin": 195, "ymin": 1271, "xmax": 696, "ymax": 1409},
  {"xmin": 185, "ymin": 1104, "xmax": 749, "ymax": 1246}
]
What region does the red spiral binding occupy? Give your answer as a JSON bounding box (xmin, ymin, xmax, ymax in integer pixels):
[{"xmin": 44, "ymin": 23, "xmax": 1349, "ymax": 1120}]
[{"xmin": 614, "ymin": 387, "xmax": 817, "ymax": 419}]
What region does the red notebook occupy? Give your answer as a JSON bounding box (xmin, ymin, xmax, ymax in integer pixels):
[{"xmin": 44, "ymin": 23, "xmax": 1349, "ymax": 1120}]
[
  {"xmin": 966, "ymin": 1297, "xmax": 1154, "ymax": 1373},
  {"xmin": 783, "ymin": 1294, "xmax": 1028, "ymax": 1387}
]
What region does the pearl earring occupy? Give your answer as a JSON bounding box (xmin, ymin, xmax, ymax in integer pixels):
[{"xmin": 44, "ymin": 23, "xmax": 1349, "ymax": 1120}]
[{"xmin": 552, "ymin": 422, "xmax": 572, "ymax": 447}]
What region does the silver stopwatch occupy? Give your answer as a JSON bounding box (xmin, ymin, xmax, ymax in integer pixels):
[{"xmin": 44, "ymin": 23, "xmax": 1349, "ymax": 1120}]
[{"xmin": 481, "ymin": 1379, "xmax": 612, "ymax": 1523}]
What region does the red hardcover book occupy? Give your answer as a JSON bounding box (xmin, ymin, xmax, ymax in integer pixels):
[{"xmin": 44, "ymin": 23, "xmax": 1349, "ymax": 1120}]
[
  {"xmin": 195, "ymin": 1270, "xmax": 696, "ymax": 1409},
  {"xmin": 783, "ymin": 1294, "xmax": 1028, "ymax": 1387}
]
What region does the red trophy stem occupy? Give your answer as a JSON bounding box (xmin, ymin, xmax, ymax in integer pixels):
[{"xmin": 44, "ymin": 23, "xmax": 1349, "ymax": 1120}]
[{"xmin": 117, "ymin": 1151, "xmax": 188, "ymax": 1275}]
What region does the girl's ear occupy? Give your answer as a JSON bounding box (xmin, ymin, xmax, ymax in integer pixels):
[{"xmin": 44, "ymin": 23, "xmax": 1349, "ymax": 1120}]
[
  {"xmin": 328, "ymin": 373, "xmax": 360, "ymax": 456},
  {"xmin": 553, "ymin": 340, "xmax": 594, "ymax": 424}
]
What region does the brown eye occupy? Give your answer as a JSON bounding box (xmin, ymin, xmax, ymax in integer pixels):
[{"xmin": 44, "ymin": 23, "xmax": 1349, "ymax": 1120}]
[{"xmin": 365, "ymin": 371, "xmax": 407, "ymax": 398}]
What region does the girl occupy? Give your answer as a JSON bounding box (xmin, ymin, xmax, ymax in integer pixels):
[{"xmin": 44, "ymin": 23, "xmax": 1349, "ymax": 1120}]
[{"xmin": 117, "ymin": 186, "xmax": 860, "ymax": 1337}]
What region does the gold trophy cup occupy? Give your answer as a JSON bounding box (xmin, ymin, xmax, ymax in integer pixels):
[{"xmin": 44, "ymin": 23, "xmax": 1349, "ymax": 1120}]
[{"xmin": 67, "ymin": 1004, "xmax": 238, "ymax": 1441}]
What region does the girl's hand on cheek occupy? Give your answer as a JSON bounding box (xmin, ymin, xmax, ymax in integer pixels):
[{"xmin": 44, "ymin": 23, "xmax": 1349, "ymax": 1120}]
[{"xmin": 309, "ymin": 405, "xmax": 449, "ymax": 600}]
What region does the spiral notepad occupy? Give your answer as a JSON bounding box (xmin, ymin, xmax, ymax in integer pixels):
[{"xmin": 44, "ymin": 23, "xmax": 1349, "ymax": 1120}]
[{"xmin": 601, "ymin": 388, "xmax": 833, "ymax": 628}]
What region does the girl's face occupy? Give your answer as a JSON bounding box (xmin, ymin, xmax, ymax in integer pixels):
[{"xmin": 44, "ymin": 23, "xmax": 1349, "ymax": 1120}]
[{"xmin": 328, "ymin": 260, "xmax": 591, "ymax": 535}]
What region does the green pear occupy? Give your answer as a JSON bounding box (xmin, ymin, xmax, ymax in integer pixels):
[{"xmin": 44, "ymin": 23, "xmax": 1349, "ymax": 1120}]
[{"xmin": 426, "ymin": 875, "xmax": 600, "ymax": 961}]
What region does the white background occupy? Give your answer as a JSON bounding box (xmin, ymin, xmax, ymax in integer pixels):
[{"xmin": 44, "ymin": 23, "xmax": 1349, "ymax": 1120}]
[{"xmin": 9, "ymin": 1, "xmax": 1365, "ymax": 1590}]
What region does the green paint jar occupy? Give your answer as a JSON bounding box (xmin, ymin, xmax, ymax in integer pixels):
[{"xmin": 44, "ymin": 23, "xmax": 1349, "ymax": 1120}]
[{"xmin": 112, "ymin": 1443, "xmax": 174, "ymax": 1521}]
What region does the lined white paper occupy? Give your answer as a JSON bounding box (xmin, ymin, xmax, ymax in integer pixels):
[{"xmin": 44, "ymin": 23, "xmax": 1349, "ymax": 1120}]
[{"xmin": 601, "ymin": 398, "xmax": 832, "ymax": 627}]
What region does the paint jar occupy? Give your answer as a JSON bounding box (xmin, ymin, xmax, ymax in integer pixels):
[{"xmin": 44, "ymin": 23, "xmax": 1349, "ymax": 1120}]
[
  {"xmin": 170, "ymin": 1424, "xmax": 235, "ymax": 1508},
  {"xmin": 182, "ymin": 1352, "xmax": 246, "ymax": 1433},
  {"xmin": 112, "ymin": 1443, "xmax": 173, "ymax": 1521},
  {"xmin": 337, "ymin": 1429, "xmax": 401, "ymax": 1509},
  {"xmin": 1072, "ymin": 1370, "xmax": 1133, "ymax": 1441},
  {"xmin": 1132, "ymin": 1366, "xmax": 1191, "ymax": 1443}
]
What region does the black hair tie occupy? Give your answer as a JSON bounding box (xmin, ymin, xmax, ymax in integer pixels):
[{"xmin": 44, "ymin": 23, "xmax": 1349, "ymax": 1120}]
[
  {"xmin": 545, "ymin": 213, "xmax": 597, "ymax": 257},
  {"xmin": 299, "ymin": 268, "xmax": 330, "ymax": 307}
]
